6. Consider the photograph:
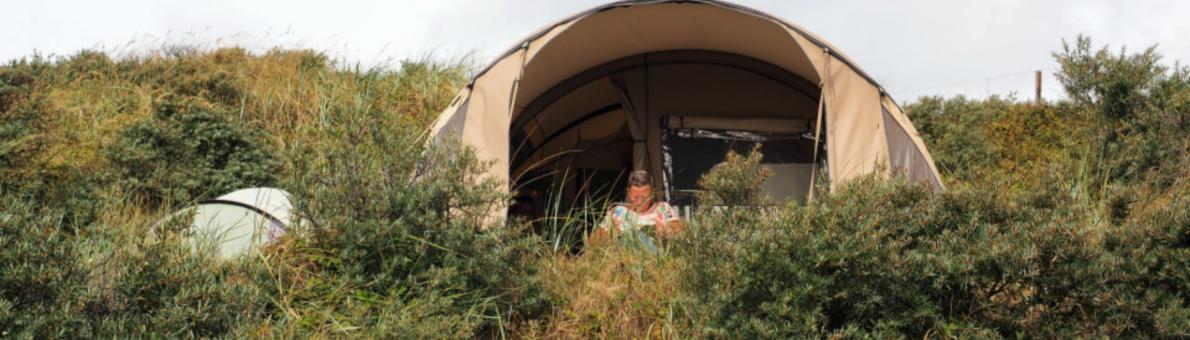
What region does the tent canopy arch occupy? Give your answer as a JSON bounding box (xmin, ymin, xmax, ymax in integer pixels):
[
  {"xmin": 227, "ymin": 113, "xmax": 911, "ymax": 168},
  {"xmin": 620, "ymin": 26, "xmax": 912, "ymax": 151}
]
[
  {"xmin": 428, "ymin": 0, "xmax": 944, "ymax": 219},
  {"xmin": 509, "ymin": 49, "xmax": 823, "ymax": 181}
]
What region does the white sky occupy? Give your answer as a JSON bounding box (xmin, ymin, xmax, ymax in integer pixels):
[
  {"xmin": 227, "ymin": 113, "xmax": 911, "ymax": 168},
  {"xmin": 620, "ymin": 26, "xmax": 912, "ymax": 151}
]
[{"xmin": 3, "ymin": 0, "xmax": 1189, "ymax": 101}]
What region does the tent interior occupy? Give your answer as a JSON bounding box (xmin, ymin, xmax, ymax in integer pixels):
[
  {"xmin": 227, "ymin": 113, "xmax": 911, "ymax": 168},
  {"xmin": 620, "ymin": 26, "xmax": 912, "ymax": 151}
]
[{"xmin": 509, "ymin": 50, "xmax": 824, "ymax": 221}]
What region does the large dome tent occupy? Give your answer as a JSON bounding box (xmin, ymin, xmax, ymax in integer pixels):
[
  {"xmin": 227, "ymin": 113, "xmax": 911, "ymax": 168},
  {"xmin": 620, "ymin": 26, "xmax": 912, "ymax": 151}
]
[{"xmin": 428, "ymin": 0, "xmax": 943, "ymax": 217}]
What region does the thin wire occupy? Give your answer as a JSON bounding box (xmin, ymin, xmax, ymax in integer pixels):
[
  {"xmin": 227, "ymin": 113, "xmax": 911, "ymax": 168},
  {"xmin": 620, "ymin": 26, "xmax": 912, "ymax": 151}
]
[
  {"xmin": 898, "ymin": 43, "xmax": 1190, "ymax": 97},
  {"xmin": 899, "ymin": 69, "xmax": 1053, "ymax": 96}
]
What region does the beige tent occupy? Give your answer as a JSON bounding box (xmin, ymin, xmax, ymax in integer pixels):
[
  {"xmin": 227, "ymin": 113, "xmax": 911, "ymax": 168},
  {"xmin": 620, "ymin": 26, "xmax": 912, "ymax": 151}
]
[{"xmin": 428, "ymin": 0, "xmax": 943, "ymax": 215}]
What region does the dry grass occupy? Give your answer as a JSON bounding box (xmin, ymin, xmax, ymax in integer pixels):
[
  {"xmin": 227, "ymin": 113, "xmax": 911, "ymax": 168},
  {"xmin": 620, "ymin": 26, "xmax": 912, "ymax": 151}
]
[
  {"xmin": 526, "ymin": 241, "xmax": 686, "ymax": 339},
  {"xmin": 16, "ymin": 47, "xmax": 467, "ymax": 176}
]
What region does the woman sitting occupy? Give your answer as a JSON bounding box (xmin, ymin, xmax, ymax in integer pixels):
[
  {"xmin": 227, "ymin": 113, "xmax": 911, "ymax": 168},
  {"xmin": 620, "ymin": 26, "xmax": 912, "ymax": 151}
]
[{"xmin": 591, "ymin": 170, "xmax": 682, "ymax": 252}]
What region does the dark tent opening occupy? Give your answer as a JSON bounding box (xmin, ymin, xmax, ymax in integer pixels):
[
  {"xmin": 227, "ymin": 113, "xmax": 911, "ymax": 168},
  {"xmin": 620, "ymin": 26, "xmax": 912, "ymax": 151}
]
[{"xmin": 507, "ymin": 50, "xmax": 825, "ymax": 232}]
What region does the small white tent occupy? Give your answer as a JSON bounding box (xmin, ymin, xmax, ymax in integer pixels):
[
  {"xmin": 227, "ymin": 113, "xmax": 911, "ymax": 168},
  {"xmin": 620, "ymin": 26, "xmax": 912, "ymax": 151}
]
[{"xmin": 175, "ymin": 188, "xmax": 295, "ymax": 260}]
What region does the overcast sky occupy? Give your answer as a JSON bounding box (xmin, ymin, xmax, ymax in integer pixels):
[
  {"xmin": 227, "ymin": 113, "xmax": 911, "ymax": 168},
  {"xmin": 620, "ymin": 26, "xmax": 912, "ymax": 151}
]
[{"xmin": 4, "ymin": 0, "xmax": 1189, "ymax": 101}]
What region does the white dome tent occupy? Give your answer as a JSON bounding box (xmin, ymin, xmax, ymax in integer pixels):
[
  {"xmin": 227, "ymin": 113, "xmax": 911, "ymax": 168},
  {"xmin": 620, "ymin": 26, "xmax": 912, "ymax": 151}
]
[{"xmin": 167, "ymin": 187, "xmax": 296, "ymax": 260}]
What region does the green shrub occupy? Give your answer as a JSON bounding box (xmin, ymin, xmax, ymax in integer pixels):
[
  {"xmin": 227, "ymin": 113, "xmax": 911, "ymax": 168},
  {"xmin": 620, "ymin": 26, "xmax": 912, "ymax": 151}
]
[
  {"xmin": 0, "ymin": 201, "xmax": 90, "ymax": 336},
  {"xmin": 0, "ymin": 104, "xmax": 39, "ymax": 171},
  {"xmin": 1056, "ymin": 36, "xmax": 1167, "ymax": 122},
  {"xmin": 905, "ymin": 96, "xmax": 1004, "ymax": 183},
  {"xmin": 0, "ymin": 197, "xmax": 272, "ymax": 338},
  {"xmin": 1, "ymin": 65, "xmax": 102, "ymax": 227},
  {"xmin": 1055, "ymin": 35, "xmax": 1189, "ymax": 192},
  {"xmin": 696, "ymin": 145, "xmax": 773, "ymax": 206},
  {"xmin": 105, "ymin": 101, "xmax": 280, "ymax": 206},
  {"xmin": 278, "ymin": 120, "xmax": 551, "ymax": 336},
  {"xmin": 679, "ymin": 170, "xmax": 1189, "ymax": 338},
  {"xmin": 679, "ymin": 176, "xmax": 943, "ymax": 338},
  {"xmin": 0, "ymin": 61, "xmax": 43, "ymax": 170}
]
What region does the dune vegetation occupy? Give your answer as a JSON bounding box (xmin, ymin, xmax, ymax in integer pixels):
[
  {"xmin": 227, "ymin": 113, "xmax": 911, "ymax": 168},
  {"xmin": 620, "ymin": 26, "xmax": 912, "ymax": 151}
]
[{"xmin": 1, "ymin": 36, "xmax": 1186, "ymax": 338}]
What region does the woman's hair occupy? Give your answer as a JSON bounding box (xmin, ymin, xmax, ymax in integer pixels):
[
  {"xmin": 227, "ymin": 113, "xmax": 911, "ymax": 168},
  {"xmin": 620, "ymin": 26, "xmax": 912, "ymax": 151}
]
[{"xmin": 628, "ymin": 170, "xmax": 652, "ymax": 188}]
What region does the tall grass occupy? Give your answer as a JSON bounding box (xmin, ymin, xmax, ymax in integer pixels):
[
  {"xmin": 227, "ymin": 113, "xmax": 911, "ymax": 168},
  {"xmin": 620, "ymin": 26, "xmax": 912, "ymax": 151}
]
[{"xmin": 2, "ymin": 47, "xmax": 465, "ymax": 174}]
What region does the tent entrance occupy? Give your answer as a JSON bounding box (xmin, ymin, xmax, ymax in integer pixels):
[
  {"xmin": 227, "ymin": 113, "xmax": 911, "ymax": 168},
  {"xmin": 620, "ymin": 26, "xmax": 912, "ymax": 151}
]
[
  {"xmin": 509, "ymin": 105, "xmax": 634, "ymax": 223},
  {"xmin": 509, "ymin": 50, "xmax": 823, "ymax": 222}
]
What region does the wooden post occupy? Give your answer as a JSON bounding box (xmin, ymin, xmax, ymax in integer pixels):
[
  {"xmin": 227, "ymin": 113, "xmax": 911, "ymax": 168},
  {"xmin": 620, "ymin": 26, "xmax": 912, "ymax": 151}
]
[{"xmin": 1035, "ymin": 70, "xmax": 1043, "ymax": 105}]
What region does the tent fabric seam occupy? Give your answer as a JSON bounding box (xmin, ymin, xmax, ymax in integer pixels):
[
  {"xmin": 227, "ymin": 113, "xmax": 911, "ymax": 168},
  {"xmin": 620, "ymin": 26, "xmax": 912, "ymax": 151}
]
[{"xmin": 196, "ymin": 199, "xmax": 288, "ymax": 231}]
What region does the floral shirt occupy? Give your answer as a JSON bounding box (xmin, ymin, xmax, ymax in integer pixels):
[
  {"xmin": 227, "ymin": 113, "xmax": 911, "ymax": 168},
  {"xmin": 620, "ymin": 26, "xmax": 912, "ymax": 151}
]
[
  {"xmin": 599, "ymin": 201, "xmax": 680, "ymax": 233},
  {"xmin": 598, "ymin": 202, "xmax": 679, "ymax": 253}
]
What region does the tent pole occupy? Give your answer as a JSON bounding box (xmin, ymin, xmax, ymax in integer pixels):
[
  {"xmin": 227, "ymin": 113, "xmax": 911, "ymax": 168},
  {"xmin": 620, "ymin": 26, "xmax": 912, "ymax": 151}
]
[
  {"xmin": 500, "ymin": 42, "xmax": 532, "ymax": 226},
  {"xmin": 506, "ymin": 42, "xmax": 532, "ymax": 186},
  {"xmin": 807, "ymin": 50, "xmax": 832, "ymax": 203}
]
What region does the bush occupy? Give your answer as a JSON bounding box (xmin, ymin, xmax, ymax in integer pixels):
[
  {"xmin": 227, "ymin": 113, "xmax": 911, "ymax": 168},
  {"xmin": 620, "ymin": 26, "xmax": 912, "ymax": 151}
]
[
  {"xmin": 0, "ymin": 61, "xmax": 44, "ymax": 170},
  {"xmin": 1055, "ymin": 35, "xmax": 1189, "ymax": 192},
  {"xmin": 1, "ymin": 65, "xmax": 102, "ymax": 227},
  {"xmin": 696, "ymin": 145, "xmax": 773, "ymax": 206},
  {"xmin": 105, "ymin": 101, "xmax": 280, "ymax": 206},
  {"xmin": 679, "ymin": 169, "xmax": 1190, "ymax": 338},
  {"xmin": 680, "ymin": 175, "xmax": 942, "ymax": 338},
  {"xmin": 0, "ymin": 196, "xmax": 273, "ymax": 338},
  {"xmin": 904, "ymin": 96, "xmax": 1005, "ymax": 183},
  {"xmin": 276, "ymin": 120, "xmax": 551, "ymax": 337}
]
